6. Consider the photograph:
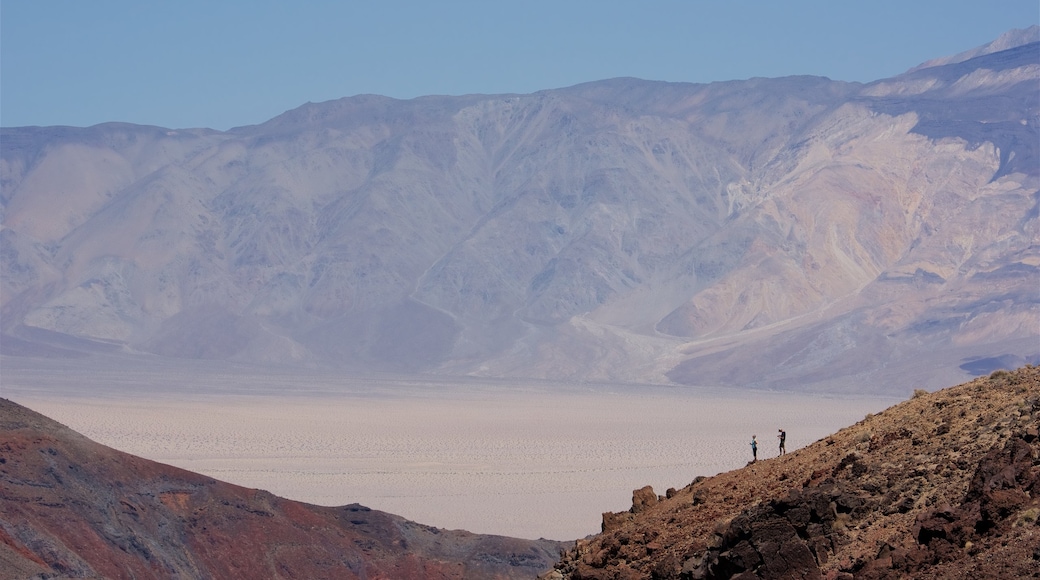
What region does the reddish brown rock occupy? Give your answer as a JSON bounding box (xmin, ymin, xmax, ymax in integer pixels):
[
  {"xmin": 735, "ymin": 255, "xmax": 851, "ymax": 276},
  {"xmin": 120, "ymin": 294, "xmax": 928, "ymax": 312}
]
[
  {"xmin": 632, "ymin": 486, "xmax": 659, "ymax": 514},
  {"xmin": 0, "ymin": 399, "xmax": 569, "ymax": 579},
  {"xmin": 552, "ymin": 367, "xmax": 1040, "ymax": 579}
]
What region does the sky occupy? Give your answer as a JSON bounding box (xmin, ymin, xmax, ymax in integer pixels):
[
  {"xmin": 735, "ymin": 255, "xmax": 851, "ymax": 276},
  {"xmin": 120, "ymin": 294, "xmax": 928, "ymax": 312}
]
[{"xmin": 2, "ymin": 1, "xmax": 1037, "ymax": 130}]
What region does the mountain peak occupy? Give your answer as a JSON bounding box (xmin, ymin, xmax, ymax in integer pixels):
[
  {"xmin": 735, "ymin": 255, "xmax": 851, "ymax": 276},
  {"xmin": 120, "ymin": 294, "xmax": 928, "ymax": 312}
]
[{"xmin": 909, "ymin": 25, "xmax": 1040, "ymax": 73}]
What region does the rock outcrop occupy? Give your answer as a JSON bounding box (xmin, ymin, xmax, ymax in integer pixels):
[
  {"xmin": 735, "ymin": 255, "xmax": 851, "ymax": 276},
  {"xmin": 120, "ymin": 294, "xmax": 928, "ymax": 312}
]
[
  {"xmin": 0, "ymin": 399, "xmax": 568, "ymax": 579},
  {"xmin": 550, "ymin": 366, "xmax": 1040, "ymax": 579}
]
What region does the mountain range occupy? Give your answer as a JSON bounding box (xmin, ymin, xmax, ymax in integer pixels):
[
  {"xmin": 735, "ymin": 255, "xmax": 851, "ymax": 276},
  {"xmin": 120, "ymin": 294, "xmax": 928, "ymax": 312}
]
[{"xmin": 2, "ymin": 28, "xmax": 1038, "ymax": 393}]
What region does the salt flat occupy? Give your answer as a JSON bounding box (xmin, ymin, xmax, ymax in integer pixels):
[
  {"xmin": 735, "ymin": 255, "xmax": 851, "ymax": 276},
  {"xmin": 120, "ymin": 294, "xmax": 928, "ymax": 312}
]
[{"xmin": 1, "ymin": 357, "xmax": 896, "ymax": 540}]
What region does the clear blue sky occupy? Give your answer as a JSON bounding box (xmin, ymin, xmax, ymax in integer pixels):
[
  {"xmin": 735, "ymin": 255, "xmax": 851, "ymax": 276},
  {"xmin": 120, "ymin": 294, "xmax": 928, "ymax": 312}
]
[{"xmin": 2, "ymin": 1, "xmax": 1037, "ymax": 130}]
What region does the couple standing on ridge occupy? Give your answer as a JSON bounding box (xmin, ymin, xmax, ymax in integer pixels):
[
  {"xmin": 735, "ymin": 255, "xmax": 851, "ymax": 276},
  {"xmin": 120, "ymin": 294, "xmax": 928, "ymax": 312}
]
[{"xmin": 749, "ymin": 429, "xmax": 785, "ymax": 462}]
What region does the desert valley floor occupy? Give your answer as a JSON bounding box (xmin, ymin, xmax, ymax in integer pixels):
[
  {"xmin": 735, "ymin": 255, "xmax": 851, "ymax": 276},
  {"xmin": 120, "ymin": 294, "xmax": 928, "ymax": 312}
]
[{"xmin": 1, "ymin": 356, "xmax": 901, "ymax": 541}]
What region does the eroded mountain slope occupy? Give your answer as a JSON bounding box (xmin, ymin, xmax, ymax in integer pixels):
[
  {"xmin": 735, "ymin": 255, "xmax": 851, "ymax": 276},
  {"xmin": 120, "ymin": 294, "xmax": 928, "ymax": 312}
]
[{"xmin": 2, "ymin": 29, "xmax": 1037, "ymax": 392}]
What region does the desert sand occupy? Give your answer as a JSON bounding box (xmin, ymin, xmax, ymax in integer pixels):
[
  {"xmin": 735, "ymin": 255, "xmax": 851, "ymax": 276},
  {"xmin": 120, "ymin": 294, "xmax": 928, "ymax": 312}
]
[{"xmin": 1, "ymin": 357, "xmax": 897, "ymax": 540}]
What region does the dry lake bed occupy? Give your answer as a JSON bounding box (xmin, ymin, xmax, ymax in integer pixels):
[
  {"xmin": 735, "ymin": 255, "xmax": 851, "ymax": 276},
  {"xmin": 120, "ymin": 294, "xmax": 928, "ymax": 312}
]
[{"xmin": 1, "ymin": 357, "xmax": 898, "ymax": 541}]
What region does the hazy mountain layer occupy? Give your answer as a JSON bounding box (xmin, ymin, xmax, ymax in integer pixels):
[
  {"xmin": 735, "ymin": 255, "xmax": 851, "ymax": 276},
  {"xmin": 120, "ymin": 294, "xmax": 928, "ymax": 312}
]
[{"xmin": 2, "ymin": 28, "xmax": 1037, "ymax": 393}]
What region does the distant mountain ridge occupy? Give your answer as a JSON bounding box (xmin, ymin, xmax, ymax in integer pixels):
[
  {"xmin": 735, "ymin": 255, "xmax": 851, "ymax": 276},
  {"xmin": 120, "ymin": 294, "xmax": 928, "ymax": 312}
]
[
  {"xmin": 909, "ymin": 26, "xmax": 1040, "ymax": 71},
  {"xmin": 2, "ymin": 27, "xmax": 1037, "ymax": 393}
]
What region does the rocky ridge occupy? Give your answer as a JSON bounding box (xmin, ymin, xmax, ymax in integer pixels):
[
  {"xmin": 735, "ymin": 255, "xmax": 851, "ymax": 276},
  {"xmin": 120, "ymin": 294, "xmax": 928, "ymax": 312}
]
[
  {"xmin": 0, "ymin": 398, "xmax": 568, "ymax": 579},
  {"xmin": 548, "ymin": 366, "xmax": 1040, "ymax": 579}
]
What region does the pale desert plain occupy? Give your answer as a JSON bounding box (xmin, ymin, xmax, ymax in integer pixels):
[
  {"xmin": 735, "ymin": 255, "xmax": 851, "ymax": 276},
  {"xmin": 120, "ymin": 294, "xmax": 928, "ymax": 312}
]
[{"xmin": 0, "ymin": 355, "xmax": 900, "ymax": 541}]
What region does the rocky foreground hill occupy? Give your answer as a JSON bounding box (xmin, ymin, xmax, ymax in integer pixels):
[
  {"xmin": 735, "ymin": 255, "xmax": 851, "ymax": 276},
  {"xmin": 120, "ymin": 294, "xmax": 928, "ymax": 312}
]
[
  {"xmin": 0, "ymin": 398, "xmax": 567, "ymax": 579},
  {"xmin": 1, "ymin": 369, "xmax": 1038, "ymax": 579},
  {"xmin": 546, "ymin": 366, "xmax": 1040, "ymax": 579}
]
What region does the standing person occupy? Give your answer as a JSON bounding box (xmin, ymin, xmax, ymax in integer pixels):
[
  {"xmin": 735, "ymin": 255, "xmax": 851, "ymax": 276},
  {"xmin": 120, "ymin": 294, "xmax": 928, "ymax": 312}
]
[
  {"xmin": 778, "ymin": 429, "xmax": 786, "ymax": 456},
  {"xmin": 750, "ymin": 435, "xmax": 758, "ymax": 462}
]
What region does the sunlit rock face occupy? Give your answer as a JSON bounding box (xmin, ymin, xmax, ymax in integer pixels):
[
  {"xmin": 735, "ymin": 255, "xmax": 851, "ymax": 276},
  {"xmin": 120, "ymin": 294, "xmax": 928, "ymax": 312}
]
[{"xmin": 2, "ymin": 28, "xmax": 1037, "ymax": 393}]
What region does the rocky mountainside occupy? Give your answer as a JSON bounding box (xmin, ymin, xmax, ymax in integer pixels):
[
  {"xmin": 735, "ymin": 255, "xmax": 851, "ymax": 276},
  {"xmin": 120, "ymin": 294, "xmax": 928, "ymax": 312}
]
[
  {"xmin": 547, "ymin": 366, "xmax": 1040, "ymax": 579},
  {"xmin": 0, "ymin": 398, "xmax": 567, "ymax": 579},
  {"xmin": 2, "ymin": 28, "xmax": 1038, "ymax": 393}
]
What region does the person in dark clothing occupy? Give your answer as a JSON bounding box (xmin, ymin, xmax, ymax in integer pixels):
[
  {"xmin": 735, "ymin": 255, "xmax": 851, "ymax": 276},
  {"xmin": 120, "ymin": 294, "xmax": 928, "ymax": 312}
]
[
  {"xmin": 778, "ymin": 429, "xmax": 786, "ymax": 455},
  {"xmin": 750, "ymin": 435, "xmax": 758, "ymax": 462}
]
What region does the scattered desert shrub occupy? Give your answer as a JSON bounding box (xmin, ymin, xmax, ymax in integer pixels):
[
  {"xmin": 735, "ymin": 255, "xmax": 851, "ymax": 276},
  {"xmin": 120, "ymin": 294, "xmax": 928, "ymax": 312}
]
[
  {"xmin": 834, "ymin": 512, "xmax": 852, "ymax": 531},
  {"xmin": 1016, "ymin": 507, "xmax": 1039, "ymax": 527},
  {"xmin": 912, "ymin": 389, "xmax": 929, "ymax": 399},
  {"xmin": 989, "ymin": 369, "xmax": 1010, "ymax": 380}
]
